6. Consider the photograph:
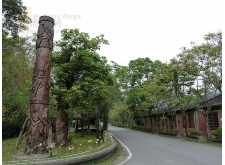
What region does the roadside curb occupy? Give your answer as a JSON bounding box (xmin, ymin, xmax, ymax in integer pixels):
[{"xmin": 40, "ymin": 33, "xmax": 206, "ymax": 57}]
[
  {"xmin": 110, "ymin": 133, "xmax": 132, "ymax": 165},
  {"xmin": 4, "ymin": 142, "xmax": 118, "ymax": 165}
]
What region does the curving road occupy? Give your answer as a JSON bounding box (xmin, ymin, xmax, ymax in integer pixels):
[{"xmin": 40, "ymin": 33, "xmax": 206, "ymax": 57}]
[{"xmin": 109, "ymin": 126, "xmax": 222, "ymax": 165}]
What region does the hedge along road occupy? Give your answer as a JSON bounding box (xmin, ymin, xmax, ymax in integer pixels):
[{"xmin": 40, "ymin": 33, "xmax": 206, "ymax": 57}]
[{"xmin": 108, "ymin": 126, "xmax": 222, "ymax": 165}]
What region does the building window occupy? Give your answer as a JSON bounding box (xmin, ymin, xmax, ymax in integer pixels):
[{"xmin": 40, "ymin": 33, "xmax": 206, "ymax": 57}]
[{"xmin": 208, "ymin": 111, "xmax": 219, "ymax": 130}]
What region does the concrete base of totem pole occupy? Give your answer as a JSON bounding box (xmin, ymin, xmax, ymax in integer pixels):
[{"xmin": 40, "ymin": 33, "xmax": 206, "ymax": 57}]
[
  {"xmin": 13, "ymin": 145, "xmax": 57, "ymax": 161},
  {"xmin": 12, "ymin": 152, "xmax": 57, "ymax": 161},
  {"xmin": 24, "ymin": 144, "xmax": 53, "ymax": 154}
]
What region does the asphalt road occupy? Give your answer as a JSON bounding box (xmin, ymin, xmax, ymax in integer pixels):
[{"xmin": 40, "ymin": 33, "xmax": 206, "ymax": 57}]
[{"xmin": 109, "ymin": 126, "xmax": 222, "ymax": 165}]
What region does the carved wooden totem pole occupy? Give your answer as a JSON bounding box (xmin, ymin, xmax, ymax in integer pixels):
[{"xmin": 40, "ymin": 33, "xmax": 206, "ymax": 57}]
[{"xmin": 25, "ymin": 16, "xmax": 54, "ymax": 154}]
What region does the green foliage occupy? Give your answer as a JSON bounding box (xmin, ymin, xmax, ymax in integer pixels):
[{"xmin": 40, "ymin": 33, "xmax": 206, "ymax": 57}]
[
  {"xmin": 109, "ymin": 101, "xmax": 129, "ymax": 127},
  {"xmin": 2, "ymin": 117, "xmax": 25, "ymax": 139},
  {"xmin": 2, "ymin": 31, "xmax": 35, "ymax": 117},
  {"xmin": 2, "ymin": 0, "xmax": 31, "ymax": 36},
  {"xmin": 127, "ymin": 57, "xmax": 154, "ymax": 87},
  {"xmin": 52, "ymin": 29, "xmax": 113, "ymax": 113},
  {"xmin": 189, "ymin": 129, "xmax": 203, "ymax": 136},
  {"xmin": 197, "ymin": 32, "xmax": 222, "ymax": 93},
  {"xmin": 52, "ymin": 28, "xmax": 114, "ymax": 144},
  {"xmin": 176, "ymin": 31, "xmax": 222, "ymax": 138},
  {"xmin": 161, "ymin": 116, "xmax": 167, "ymax": 121},
  {"xmin": 170, "ymin": 129, "xmax": 179, "ymax": 135},
  {"xmin": 212, "ymin": 127, "xmax": 222, "ymax": 139},
  {"xmin": 124, "ymin": 58, "xmax": 164, "ymax": 119}
]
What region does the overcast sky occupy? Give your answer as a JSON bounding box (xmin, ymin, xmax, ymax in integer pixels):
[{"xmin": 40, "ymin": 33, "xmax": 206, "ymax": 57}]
[{"xmin": 22, "ymin": 0, "xmax": 222, "ymax": 66}]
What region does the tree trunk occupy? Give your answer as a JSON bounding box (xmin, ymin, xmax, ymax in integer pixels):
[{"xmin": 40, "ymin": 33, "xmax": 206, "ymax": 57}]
[
  {"xmin": 74, "ymin": 112, "xmax": 78, "ymax": 133},
  {"xmin": 15, "ymin": 117, "xmax": 29, "ymax": 149},
  {"xmin": 67, "ymin": 117, "xmax": 72, "ymax": 140},
  {"xmin": 81, "ymin": 117, "xmax": 84, "ymax": 137},
  {"xmin": 87, "ymin": 124, "xmax": 90, "ymax": 135},
  {"xmin": 182, "ymin": 113, "xmax": 188, "ymax": 136},
  {"xmin": 55, "ymin": 108, "xmax": 69, "ymax": 147},
  {"xmin": 75, "ymin": 118, "xmax": 78, "ymax": 133},
  {"xmin": 96, "ymin": 114, "xmax": 100, "ymax": 141},
  {"xmin": 172, "ymin": 115, "xmax": 177, "ymax": 129},
  {"xmin": 148, "ymin": 109, "xmax": 152, "ymax": 127},
  {"xmin": 103, "ymin": 113, "xmax": 108, "ymax": 131},
  {"xmin": 47, "ymin": 122, "xmax": 53, "ymax": 146},
  {"xmin": 149, "ymin": 116, "xmax": 152, "ymax": 127},
  {"xmin": 206, "ymin": 115, "xmax": 211, "ymax": 138}
]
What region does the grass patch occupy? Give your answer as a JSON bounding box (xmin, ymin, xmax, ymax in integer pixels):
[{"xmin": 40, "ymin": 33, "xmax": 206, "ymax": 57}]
[
  {"xmin": 2, "ymin": 131, "xmax": 114, "ymax": 164},
  {"xmin": 2, "ymin": 138, "xmax": 27, "ymax": 162},
  {"xmin": 93, "ymin": 144, "xmax": 122, "ymax": 165}
]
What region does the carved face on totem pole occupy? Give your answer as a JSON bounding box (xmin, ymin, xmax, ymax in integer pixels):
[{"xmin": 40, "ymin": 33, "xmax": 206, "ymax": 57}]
[{"xmin": 25, "ymin": 16, "xmax": 54, "ymax": 155}]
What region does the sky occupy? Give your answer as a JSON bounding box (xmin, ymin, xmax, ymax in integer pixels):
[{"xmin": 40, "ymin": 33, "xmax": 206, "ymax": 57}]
[{"xmin": 22, "ymin": 0, "xmax": 222, "ymax": 66}]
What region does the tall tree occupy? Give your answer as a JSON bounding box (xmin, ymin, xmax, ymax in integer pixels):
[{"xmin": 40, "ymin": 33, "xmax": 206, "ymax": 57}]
[
  {"xmin": 2, "ymin": 0, "xmax": 33, "ymax": 117},
  {"xmin": 109, "ymin": 62, "xmax": 130, "ymax": 127},
  {"xmin": 194, "ymin": 32, "xmax": 222, "ymax": 94},
  {"xmin": 155, "ymin": 64, "xmax": 178, "ymax": 129},
  {"xmin": 168, "ymin": 51, "xmax": 199, "ymax": 136},
  {"xmin": 52, "ymin": 29, "xmax": 111, "ymax": 146},
  {"xmin": 2, "ymin": 32, "xmax": 35, "ymax": 118},
  {"xmin": 190, "ymin": 31, "xmax": 222, "ymax": 138},
  {"xmin": 125, "ymin": 58, "xmax": 163, "ymax": 124}
]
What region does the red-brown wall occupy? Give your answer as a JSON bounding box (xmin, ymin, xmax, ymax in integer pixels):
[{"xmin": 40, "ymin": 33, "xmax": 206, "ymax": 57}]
[
  {"xmin": 218, "ymin": 110, "xmax": 222, "ymax": 127},
  {"xmin": 177, "ymin": 113, "xmax": 185, "ymax": 134},
  {"xmin": 150, "ymin": 109, "xmax": 221, "ymax": 136},
  {"xmin": 198, "ymin": 111, "xmax": 207, "ymax": 135}
]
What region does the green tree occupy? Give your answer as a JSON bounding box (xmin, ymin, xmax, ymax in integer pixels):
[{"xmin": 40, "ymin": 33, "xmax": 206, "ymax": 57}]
[
  {"xmin": 168, "ymin": 52, "xmax": 199, "ymax": 136},
  {"xmin": 2, "ymin": 0, "xmax": 31, "ymax": 36},
  {"xmin": 126, "ymin": 57, "xmax": 154, "ymax": 88},
  {"xmin": 2, "ymin": 0, "xmax": 33, "ymax": 118},
  {"xmin": 109, "ymin": 62, "xmax": 131, "ymax": 127},
  {"xmin": 2, "ymin": 32, "xmax": 35, "ymax": 118},
  {"xmin": 154, "ymin": 63, "xmax": 179, "ymax": 130},
  {"xmin": 52, "ymin": 29, "xmax": 112, "ymax": 146},
  {"xmin": 125, "ymin": 58, "xmax": 163, "ymax": 125},
  {"xmin": 190, "ymin": 31, "xmax": 222, "ymax": 138},
  {"xmin": 109, "ymin": 101, "xmax": 128, "ymax": 127},
  {"xmin": 195, "ymin": 32, "xmax": 222, "ymax": 93}
]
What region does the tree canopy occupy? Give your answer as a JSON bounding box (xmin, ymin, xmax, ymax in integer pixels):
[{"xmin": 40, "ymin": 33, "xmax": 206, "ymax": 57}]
[
  {"xmin": 2, "ymin": 0, "xmax": 31, "ymax": 36},
  {"xmin": 51, "ymin": 29, "xmax": 114, "ymax": 145}
]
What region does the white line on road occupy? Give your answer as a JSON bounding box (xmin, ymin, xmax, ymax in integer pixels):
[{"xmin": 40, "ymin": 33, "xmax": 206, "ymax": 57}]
[{"xmin": 111, "ymin": 132, "xmax": 132, "ymax": 165}]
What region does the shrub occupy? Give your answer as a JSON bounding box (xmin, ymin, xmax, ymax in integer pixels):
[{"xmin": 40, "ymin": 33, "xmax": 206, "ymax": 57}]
[
  {"xmin": 212, "ymin": 127, "xmax": 222, "ymax": 139},
  {"xmin": 169, "ymin": 129, "xmax": 179, "ymax": 135},
  {"xmin": 189, "ymin": 129, "xmax": 202, "ymax": 136},
  {"xmin": 2, "ymin": 117, "xmax": 25, "ymax": 139}
]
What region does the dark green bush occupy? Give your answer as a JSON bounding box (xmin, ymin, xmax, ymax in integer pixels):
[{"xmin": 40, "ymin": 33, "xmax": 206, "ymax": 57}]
[
  {"xmin": 167, "ymin": 129, "xmax": 179, "ymax": 135},
  {"xmin": 2, "ymin": 117, "xmax": 25, "ymax": 139},
  {"xmin": 173, "ymin": 129, "xmax": 179, "ymax": 135},
  {"xmin": 189, "ymin": 129, "xmax": 202, "ymax": 136},
  {"xmin": 212, "ymin": 127, "xmax": 222, "ymax": 139}
]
